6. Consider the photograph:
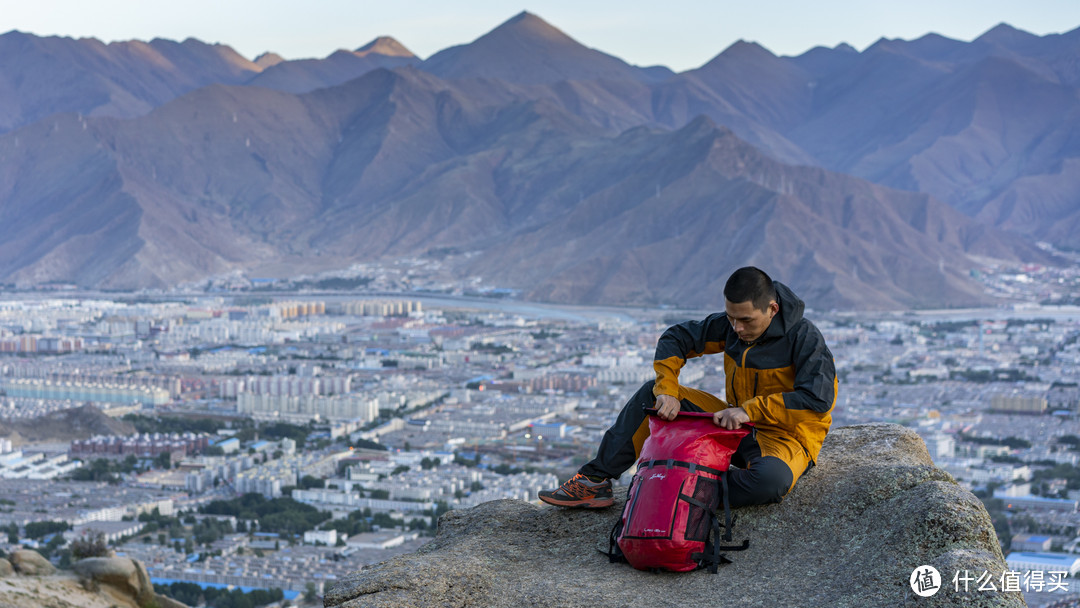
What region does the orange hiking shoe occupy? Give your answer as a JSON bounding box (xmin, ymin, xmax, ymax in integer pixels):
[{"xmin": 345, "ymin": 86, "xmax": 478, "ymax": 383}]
[{"xmin": 538, "ymin": 473, "xmax": 614, "ymax": 508}]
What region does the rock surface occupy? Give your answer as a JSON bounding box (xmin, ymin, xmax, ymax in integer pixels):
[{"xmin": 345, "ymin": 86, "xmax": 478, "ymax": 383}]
[
  {"xmin": 73, "ymin": 557, "xmax": 155, "ymax": 606},
  {"xmin": 0, "ymin": 551, "xmax": 183, "ymax": 608},
  {"xmin": 9, "ymin": 549, "xmax": 56, "ymax": 576},
  {"xmin": 0, "ymin": 558, "xmax": 12, "ymax": 578},
  {"xmin": 324, "ymin": 423, "xmax": 1024, "ymax": 607}
]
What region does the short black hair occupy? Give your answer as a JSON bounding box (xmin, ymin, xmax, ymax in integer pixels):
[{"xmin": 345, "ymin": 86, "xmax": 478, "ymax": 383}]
[{"xmin": 724, "ymin": 267, "xmax": 777, "ymax": 312}]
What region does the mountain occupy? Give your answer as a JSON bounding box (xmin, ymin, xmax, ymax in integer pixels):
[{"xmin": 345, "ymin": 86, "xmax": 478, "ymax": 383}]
[
  {"xmin": 777, "ymin": 25, "xmax": 1080, "ymax": 248},
  {"xmin": 246, "ymin": 36, "xmax": 420, "ymax": 94},
  {"xmin": 650, "ymin": 41, "xmax": 817, "ymax": 165},
  {"xmin": 0, "ymin": 30, "xmax": 260, "ymax": 133},
  {"xmin": 0, "ymin": 68, "xmax": 1045, "ymax": 309},
  {"xmin": 253, "ymin": 52, "xmax": 285, "ymax": 68},
  {"xmin": 462, "ymin": 116, "xmax": 1041, "ymax": 309},
  {"xmin": 1, "ymin": 15, "xmax": 1077, "ymax": 307},
  {"xmin": 422, "ymin": 12, "xmax": 673, "ymax": 85}
]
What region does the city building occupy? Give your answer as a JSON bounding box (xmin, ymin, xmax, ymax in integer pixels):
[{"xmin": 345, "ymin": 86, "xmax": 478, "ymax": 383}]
[{"xmin": 1005, "ymin": 552, "xmax": 1080, "ymax": 576}]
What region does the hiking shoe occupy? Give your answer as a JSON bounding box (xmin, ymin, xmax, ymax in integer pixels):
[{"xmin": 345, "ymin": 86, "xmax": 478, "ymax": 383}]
[{"xmin": 538, "ymin": 473, "xmax": 614, "ymax": 508}]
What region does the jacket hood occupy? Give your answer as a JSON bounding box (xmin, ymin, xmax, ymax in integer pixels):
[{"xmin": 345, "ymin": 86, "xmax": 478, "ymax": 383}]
[{"xmin": 763, "ymin": 281, "xmax": 805, "ymax": 339}]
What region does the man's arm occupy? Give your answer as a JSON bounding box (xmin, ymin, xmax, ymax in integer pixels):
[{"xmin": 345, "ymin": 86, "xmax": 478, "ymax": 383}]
[{"xmin": 652, "ymin": 313, "xmax": 728, "ymax": 399}]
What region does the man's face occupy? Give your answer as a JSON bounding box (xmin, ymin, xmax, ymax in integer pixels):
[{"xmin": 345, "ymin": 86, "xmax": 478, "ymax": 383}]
[{"xmin": 724, "ymin": 298, "xmax": 779, "ymax": 343}]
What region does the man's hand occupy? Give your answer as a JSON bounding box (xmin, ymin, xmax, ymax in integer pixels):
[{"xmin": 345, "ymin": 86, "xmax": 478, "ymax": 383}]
[
  {"xmin": 655, "ymin": 394, "xmax": 680, "ymax": 421},
  {"xmin": 713, "ymin": 407, "xmax": 749, "ymax": 430}
]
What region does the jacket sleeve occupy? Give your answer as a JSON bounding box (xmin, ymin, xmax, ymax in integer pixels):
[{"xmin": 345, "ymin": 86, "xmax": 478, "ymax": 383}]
[
  {"xmin": 741, "ymin": 321, "xmax": 836, "ymax": 432},
  {"xmin": 652, "ymin": 313, "xmax": 728, "ymax": 398}
]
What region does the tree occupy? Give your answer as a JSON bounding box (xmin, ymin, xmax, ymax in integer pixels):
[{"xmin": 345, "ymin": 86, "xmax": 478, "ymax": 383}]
[
  {"xmin": 25, "ymin": 521, "xmax": 71, "ymax": 540},
  {"xmin": 304, "ymin": 582, "xmax": 319, "ymax": 602},
  {"xmin": 154, "ymin": 452, "xmax": 172, "ymax": 470},
  {"xmin": 70, "ymin": 531, "xmax": 109, "ymax": 560},
  {"xmin": 299, "ymin": 475, "xmax": 325, "ymax": 490}
]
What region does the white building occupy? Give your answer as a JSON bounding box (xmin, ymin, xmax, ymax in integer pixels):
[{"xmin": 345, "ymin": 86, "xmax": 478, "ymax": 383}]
[
  {"xmin": 921, "ymin": 433, "xmax": 956, "ymax": 460},
  {"xmin": 304, "ymin": 529, "xmax": 338, "ymax": 546},
  {"xmin": 345, "ymin": 531, "xmax": 417, "ymax": 550},
  {"xmin": 1006, "ymin": 552, "xmax": 1080, "ymax": 576}
]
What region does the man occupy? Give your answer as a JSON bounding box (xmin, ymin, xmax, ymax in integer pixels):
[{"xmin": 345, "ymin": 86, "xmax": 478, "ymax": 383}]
[{"xmin": 539, "ymin": 266, "xmax": 836, "ymax": 509}]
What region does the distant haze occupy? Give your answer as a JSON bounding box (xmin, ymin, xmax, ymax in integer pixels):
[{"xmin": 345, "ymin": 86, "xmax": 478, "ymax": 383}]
[{"xmin": 4, "ymin": 0, "xmax": 1080, "ymax": 71}]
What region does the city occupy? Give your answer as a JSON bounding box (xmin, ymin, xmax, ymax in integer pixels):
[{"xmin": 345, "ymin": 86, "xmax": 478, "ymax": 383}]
[{"xmin": 1, "ymin": 256, "xmax": 1079, "ymax": 607}]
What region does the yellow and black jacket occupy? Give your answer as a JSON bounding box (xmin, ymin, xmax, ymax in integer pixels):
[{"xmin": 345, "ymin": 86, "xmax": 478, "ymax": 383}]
[{"xmin": 653, "ymin": 282, "xmax": 836, "ymax": 465}]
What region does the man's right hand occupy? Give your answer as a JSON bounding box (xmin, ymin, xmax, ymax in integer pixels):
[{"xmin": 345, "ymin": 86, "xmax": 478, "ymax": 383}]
[{"xmin": 655, "ymin": 394, "xmax": 680, "ymax": 421}]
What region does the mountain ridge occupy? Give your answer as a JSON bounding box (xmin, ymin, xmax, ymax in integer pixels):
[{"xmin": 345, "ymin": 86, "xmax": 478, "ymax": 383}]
[{"xmin": 0, "ymin": 15, "xmax": 1076, "ymax": 307}]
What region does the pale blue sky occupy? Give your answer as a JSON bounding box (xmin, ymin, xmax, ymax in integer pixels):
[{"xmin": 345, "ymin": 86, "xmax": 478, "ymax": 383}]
[{"xmin": 3, "ymin": 0, "xmax": 1079, "ymax": 71}]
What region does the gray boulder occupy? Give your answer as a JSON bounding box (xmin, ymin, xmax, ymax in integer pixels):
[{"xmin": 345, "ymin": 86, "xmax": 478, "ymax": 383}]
[
  {"xmin": 324, "ymin": 423, "xmax": 1023, "ymax": 607},
  {"xmin": 0, "ymin": 557, "xmax": 12, "ymax": 578},
  {"xmin": 9, "ymin": 549, "xmax": 55, "ymax": 576},
  {"xmin": 73, "ymin": 556, "xmax": 155, "ymax": 606}
]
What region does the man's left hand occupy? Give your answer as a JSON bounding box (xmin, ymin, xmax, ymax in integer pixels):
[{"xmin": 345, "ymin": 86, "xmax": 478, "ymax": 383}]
[{"xmin": 713, "ymin": 407, "xmax": 749, "ymax": 430}]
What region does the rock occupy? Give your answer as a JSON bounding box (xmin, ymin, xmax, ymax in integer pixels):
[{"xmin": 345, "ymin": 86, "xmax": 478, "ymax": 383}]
[
  {"xmin": 9, "ymin": 549, "xmax": 55, "ymax": 576},
  {"xmin": 154, "ymin": 593, "xmax": 191, "ymax": 608},
  {"xmin": 0, "ymin": 557, "xmax": 12, "ymax": 577},
  {"xmin": 324, "ymin": 423, "xmax": 1024, "ymax": 608},
  {"xmin": 73, "ymin": 557, "xmax": 156, "ymax": 607}
]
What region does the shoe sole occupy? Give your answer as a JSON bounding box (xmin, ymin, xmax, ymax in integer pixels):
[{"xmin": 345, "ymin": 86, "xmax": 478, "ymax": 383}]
[{"xmin": 538, "ymin": 494, "xmax": 614, "ymax": 508}]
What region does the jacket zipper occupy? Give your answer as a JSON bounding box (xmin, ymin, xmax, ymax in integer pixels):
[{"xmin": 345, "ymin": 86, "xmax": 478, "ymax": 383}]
[{"xmin": 731, "ymin": 344, "xmax": 756, "ymax": 406}]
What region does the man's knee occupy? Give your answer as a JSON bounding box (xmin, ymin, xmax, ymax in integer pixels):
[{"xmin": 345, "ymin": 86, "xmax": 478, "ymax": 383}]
[
  {"xmin": 761, "ymin": 457, "xmax": 795, "ymax": 498},
  {"xmin": 735, "ymin": 456, "xmax": 794, "ymax": 505}
]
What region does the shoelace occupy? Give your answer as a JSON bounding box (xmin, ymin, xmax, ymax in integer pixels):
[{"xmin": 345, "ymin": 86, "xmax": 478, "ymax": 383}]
[{"xmin": 560, "ymin": 474, "xmax": 593, "ymax": 498}]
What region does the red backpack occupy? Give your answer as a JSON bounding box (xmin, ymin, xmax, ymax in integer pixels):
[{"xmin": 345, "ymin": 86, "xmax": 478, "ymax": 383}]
[{"xmin": 605, "ymin": 410, "xmax": 751, "ymax": 573}]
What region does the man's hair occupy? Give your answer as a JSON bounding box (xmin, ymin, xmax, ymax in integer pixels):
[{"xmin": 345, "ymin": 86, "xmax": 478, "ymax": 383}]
[{"xmin": 724, "ymin": 267, "xmax": 777, "ymax": 312}]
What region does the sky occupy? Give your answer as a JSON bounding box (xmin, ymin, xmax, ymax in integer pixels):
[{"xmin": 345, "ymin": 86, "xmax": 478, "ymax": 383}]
[{"xmin": 4, "ymin": 0, "xmax": 1080, "ymax": 72}]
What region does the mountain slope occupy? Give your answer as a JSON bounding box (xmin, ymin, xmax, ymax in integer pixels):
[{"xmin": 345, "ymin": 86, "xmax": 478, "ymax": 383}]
[
  {"xmin": 780, "ymin": 25, "xmax": 1080, "ymax": 247},
  {"xmin": 464, "ymin": 116, "xmax": 1039, "ymax": 309},
  {"xmin": 0, "ymin": 68, "xmax": 1046, "ymax": 309},
  {"xmin": 0, "ymin": 31, "xmax": 261, "ymax": 132}
]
